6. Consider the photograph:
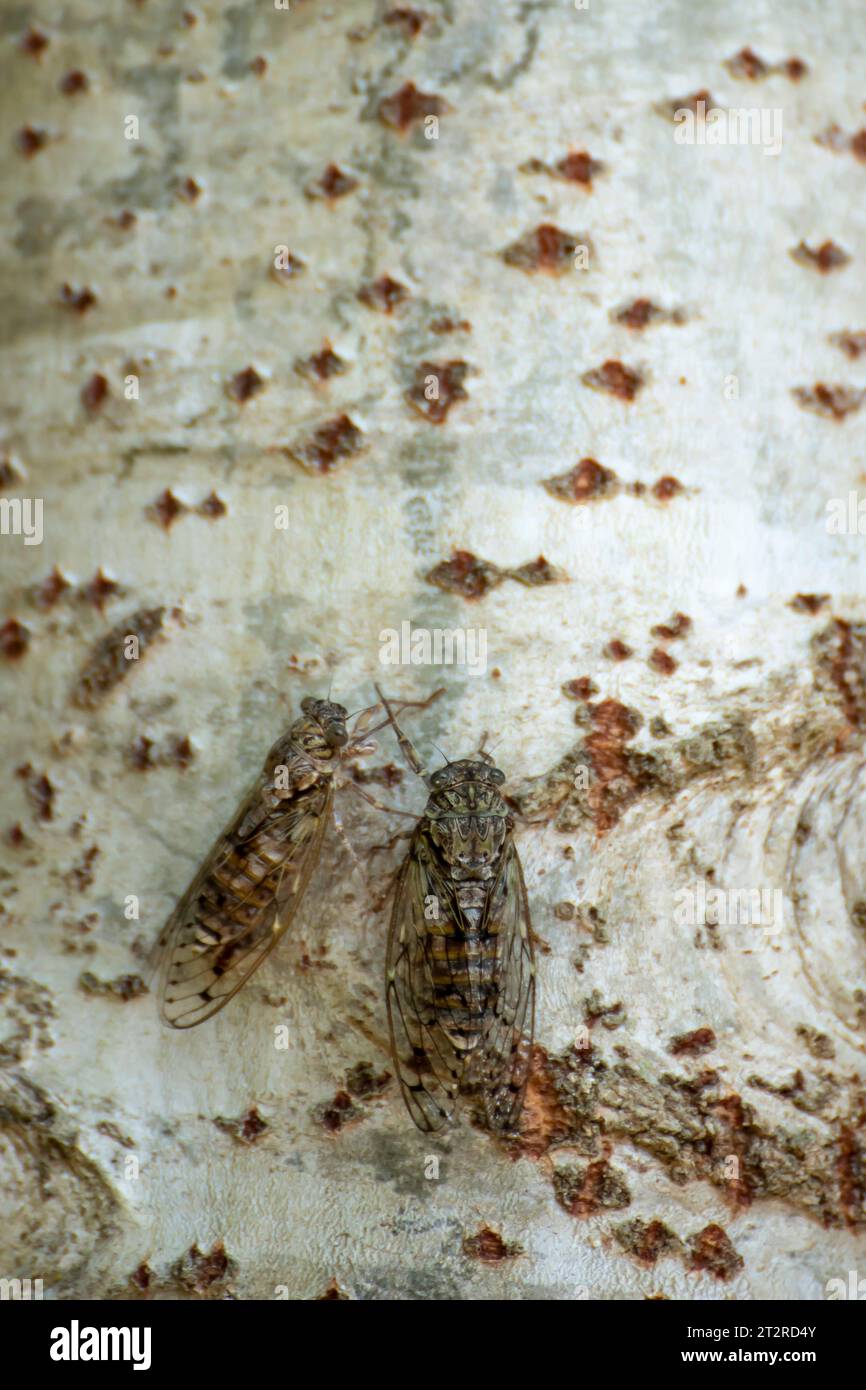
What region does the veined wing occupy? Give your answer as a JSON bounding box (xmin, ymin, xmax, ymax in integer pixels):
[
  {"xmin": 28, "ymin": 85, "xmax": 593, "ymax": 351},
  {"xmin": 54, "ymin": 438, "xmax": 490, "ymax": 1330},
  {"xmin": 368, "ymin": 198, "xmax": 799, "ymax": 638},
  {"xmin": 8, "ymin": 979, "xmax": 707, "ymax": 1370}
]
[
  {"xmin": 467, "ymin": 837, "xmax": 535, "ymax": 1131},
  {"xmin": 385, "ymin": 839, "xmax": 468, "ymax": 1132},
  {"xmin": 156, "ymin": 776, "xmax": 332, "ymax": 1028}
]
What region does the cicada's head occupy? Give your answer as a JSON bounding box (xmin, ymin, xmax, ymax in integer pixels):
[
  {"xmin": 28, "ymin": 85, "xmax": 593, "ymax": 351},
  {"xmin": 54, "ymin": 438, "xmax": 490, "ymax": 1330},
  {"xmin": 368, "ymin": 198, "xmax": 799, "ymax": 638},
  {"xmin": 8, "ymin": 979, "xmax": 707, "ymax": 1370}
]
[
  {"xmin": 425, "ymin": 759, "xmax": 509, "ymax": 877},
  {"xmin": 295, "ymin": 697, "xmax": 349, "ymax": 760},
  {"xmin": 428, "ymin": 759, "xmax": 506, "ymax": 799}
]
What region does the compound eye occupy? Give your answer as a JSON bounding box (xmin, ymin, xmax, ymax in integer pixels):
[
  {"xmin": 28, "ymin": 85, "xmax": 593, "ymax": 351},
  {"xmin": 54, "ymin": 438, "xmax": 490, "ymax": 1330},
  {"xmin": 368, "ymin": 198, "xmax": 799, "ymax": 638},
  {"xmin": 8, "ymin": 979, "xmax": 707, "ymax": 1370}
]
[
  {"xmin": 431, "ymin": 769, "xmax": 447, "ymax": 787},
  {"xmin": 489, "ymin": 768, "xmax": 505, "ymax": 785}
]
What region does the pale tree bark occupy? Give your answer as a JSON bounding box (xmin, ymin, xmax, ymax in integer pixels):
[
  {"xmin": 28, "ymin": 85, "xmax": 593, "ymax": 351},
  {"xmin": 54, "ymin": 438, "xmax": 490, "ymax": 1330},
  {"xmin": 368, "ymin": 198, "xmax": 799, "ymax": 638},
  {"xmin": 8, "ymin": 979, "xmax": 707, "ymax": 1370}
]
[{"xmin": 1, "ymin": 0, "xmax": 865, "ymax": 1301}]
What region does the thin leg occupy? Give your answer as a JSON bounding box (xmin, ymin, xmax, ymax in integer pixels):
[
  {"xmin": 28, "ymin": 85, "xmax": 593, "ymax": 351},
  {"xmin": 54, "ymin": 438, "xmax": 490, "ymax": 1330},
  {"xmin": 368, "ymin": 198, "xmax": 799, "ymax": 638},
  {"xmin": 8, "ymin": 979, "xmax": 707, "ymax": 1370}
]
[
  {"xmin": 506, "ymin": 804, "xmax": 551, "ymax": 828},
  {"xmin": 374, "ymin": 684, "xmax": 433, "ymax": 785},
  {"xmin": 347, "ymin": 687, "xmax": 444, "ymax": 752},
  {"xmin": 339, "ymin": 777, "xmax": 418, "ymax": 820},
  {"xmin": 368, "ymin": 825, "xmax": 415, "ymax": 858},
  {"xmin": 330, "ymin": 799, "xmax": 365, "ymax": 876},
  {"xmin": 371, "ymin": 872, "xmax": 400, "ymax": 913},
  {"xmin": 369, "ymin": 850, "xmax": 411, "ymax": 911}
]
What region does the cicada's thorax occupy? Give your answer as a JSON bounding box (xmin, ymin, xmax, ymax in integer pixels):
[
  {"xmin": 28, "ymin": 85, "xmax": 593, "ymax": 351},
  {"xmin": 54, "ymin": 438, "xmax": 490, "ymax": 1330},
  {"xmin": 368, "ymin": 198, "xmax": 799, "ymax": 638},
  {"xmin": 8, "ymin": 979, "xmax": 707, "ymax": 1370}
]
[
  {"xmin": 253, "ymin": 700, "xmax": 350, "ymax": 817},
  {"xmin": 425, "ymin": 750, "xmax": 508, "ymax": 856},
  {"xmin": 424, "ymin": 760, "xmax": 509, "ymax": 925}
]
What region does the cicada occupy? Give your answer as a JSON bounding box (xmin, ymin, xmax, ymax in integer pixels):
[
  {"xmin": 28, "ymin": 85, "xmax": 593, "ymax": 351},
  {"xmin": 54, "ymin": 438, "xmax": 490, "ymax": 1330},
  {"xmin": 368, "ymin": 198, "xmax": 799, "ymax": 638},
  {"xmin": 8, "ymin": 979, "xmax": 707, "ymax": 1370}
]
[
  {"xmin": 375, "ymin": 686, "xmax": 535, "ymax": 1132},
  {"xmin": 155, "ymin": 693, "xmax": 438, "ymax": 1028}
]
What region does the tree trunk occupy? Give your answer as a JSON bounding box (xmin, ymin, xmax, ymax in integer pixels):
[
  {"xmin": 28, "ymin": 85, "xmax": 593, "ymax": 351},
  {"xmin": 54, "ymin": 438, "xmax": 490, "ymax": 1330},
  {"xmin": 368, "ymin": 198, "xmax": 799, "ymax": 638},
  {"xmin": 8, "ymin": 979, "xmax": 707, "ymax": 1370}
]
[{"xmin": 1, "ymin": 0, "xmax": 865, "ymax": 1300}]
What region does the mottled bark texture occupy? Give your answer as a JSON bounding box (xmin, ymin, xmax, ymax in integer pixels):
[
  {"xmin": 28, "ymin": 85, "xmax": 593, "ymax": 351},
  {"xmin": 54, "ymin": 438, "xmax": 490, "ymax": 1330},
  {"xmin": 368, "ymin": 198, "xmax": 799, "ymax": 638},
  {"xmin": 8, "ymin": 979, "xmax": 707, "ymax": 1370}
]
[{"xmin": 1, "ymin": 0, "xmax": 865, "ymax": 1300}]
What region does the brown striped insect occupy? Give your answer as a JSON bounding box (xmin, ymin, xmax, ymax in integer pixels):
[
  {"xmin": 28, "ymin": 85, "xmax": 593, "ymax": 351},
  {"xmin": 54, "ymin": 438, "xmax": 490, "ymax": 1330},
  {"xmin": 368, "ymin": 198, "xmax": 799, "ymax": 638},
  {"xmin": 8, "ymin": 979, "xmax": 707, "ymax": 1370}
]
[
  {"xmin": 155, "ymin": 693, "xmax": 440, "ymax": 1028},
  {"xmin": 375, "ymin": 685, "xmax": 535, "ymax": 1132}
]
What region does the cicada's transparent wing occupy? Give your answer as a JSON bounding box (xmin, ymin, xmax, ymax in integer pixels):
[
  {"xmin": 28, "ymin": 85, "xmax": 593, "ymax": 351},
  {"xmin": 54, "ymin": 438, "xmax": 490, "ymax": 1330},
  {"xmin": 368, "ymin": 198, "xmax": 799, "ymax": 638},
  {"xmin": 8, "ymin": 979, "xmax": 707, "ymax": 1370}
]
[
  {"xmin": 156, "ymin": 777, "xmax": 332, "ymax": 1028},
  {"xmin": 467, "ymin": 837, "xmax": 535, "ymax": 1131},
  {"xmin": 385, "ymin": 843, "xmax": 469, "ymax": 1131}
]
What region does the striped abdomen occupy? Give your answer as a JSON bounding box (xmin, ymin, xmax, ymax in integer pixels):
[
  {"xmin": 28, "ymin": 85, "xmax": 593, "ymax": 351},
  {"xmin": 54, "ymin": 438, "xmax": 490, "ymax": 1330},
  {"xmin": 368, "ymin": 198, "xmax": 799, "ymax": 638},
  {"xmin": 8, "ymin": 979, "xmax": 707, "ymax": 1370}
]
[{"xmin": 425, "ymin": 912, "xmax": 499, "ymax": 1049}]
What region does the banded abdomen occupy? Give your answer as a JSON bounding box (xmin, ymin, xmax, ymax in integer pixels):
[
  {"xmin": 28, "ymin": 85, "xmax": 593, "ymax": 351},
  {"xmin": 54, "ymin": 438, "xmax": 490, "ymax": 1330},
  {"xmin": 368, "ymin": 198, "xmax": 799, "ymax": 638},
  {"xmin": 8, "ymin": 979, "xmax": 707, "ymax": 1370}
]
[{"xmin": 425, "ymin": 891, "xmax": 500, "ymax": 1051}]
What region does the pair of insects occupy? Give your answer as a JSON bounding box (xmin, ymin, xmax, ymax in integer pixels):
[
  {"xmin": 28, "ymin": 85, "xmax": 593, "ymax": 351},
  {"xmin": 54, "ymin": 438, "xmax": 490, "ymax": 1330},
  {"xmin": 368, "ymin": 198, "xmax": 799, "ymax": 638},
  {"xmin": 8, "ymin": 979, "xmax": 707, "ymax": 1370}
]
[{"xmin": 155, "ymin": 689, "xmax": 535, "ymax": 1133}]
